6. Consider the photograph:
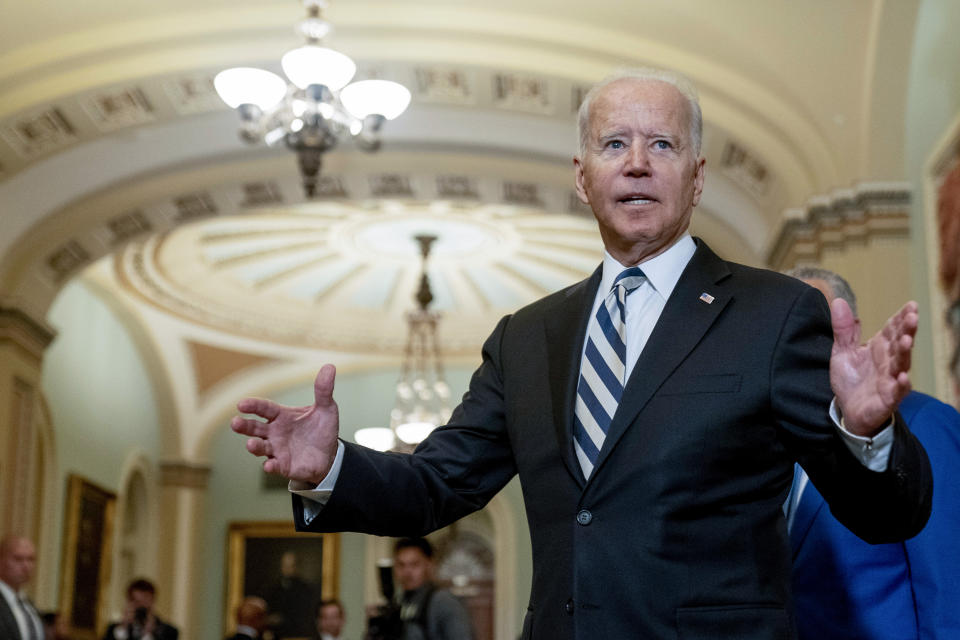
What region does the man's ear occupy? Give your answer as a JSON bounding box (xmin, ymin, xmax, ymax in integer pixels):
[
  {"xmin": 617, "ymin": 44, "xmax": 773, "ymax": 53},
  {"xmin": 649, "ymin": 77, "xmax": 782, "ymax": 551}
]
[
  {"xmin": 574, "ymin": 157, "xmax": 590, "ymax": 205},
  {"xmin": 691, "ymin": 156, "xmax": 706, "ymax": 207}
]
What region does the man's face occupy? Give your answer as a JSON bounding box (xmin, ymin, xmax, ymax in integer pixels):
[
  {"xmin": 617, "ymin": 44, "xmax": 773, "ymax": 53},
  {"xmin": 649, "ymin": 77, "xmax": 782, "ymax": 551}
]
[
  {"xmin": 394, "ymin": 547, "xmax": 432, "ymax": 592},
  {"xmin": 0, "ymin": 538, "xmax": 36, "ymax": 590},
  {"xmin": 317, "ymin": 603, "xmax": 345, "ymax": 635},
  {"xmin": 575, "ymin": 78, "xmax": 705, "ymax": 265},
  {"xmin": 128, "ymin": 589, "xmax": 155, "ymax": 613}
]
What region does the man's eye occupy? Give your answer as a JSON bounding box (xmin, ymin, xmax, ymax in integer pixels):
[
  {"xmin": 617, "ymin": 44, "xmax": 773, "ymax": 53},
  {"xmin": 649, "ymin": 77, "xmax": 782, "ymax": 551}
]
[
  {"xmin": 654, "ymin": 140, "xmax": 672, "ymax": 150},
  {"xmin": 607, "ymin": 140, "xmax": 624, "ymax": 149}
]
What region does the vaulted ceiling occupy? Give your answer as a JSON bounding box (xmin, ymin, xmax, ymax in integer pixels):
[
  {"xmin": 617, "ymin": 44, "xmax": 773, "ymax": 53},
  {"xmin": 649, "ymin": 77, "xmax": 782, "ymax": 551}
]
[{"xmin": 0, "ymin": 0, "xmax": 920, "ymax": 360}]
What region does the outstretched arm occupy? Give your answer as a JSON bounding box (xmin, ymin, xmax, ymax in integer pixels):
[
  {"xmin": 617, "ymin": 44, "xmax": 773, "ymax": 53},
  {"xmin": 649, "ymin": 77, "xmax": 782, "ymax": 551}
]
[
  {"xmin": 231, "ymin": 364, "xmax": 340, "ymax": 485},
  {"xmin": 830, "ymin": 299, "xmax": 919, "ymax": 436}
]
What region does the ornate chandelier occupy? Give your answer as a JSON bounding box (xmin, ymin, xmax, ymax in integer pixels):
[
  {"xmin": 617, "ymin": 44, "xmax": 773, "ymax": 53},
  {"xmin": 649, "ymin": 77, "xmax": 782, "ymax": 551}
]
[
  {"xmin": 213, "ymin": 0, "xmax": 411, "ymax": 197},
  {"xmin": 355, "ymin": 235, "xmax": 453, "ymax": 452}
]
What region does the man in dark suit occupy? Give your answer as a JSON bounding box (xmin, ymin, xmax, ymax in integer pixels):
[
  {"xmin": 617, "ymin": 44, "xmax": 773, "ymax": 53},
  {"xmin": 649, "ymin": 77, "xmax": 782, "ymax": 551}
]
[
  {"xmin": 225, "ymin": 596, "xmax": 268, "ymax": 640},
  {"xmin": 0, "ymin": 536, "xmax": 44, "ymax": 640},
  {"xmin": 233, "ymin": 68, "xmax": 932, "ymax": 639},
  {"xmin": 786, "ymin": 267, "xmax": 960, "ymax": 639},
  {"xmin": 102, "ymin": 578, "xmax": 178, "ymax": 640}
]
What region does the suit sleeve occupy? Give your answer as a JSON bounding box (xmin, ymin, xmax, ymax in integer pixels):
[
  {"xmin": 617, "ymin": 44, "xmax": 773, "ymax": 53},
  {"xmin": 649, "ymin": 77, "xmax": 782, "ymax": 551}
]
[
  {"xmin": 771, "ymin": 286, "xmax": 932, "ymax": 543},
  {"xmin": 294, "ymin": 316, "xmax": 518, "ymax": 536}
]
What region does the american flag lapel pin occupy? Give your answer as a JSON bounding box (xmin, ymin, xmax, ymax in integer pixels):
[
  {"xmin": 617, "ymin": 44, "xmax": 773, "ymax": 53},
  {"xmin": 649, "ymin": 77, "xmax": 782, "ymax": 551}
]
[{"xmin": 699, "ymin": 292, "xmax": 715, "ymax": 304}]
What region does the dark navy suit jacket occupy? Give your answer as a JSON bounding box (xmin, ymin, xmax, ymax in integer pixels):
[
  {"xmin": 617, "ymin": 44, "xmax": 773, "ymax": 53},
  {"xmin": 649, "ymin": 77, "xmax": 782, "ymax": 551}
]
[
  {"xmin": 297, "ymin": 240, "xmax": 932, "ymax": 639},
  {"xmin": 791, "ymin": 391, "xmax": 960, "ymax": 639}
]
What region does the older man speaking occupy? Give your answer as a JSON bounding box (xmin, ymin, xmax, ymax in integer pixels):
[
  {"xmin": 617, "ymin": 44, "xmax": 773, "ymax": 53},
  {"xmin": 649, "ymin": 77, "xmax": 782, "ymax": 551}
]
[{"xmin": 233, "ymin": 68, "xmax": 931, "ymax": 639}]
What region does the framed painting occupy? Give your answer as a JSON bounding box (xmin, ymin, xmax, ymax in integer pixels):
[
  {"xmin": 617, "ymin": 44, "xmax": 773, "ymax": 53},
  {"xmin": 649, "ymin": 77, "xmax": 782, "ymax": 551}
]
[
  {"xmin": 224, "ymin": 521, "xmax": 339, "ymax": 640},
  {"xmin": 57, "ymin": 474, "xmax": 116, "ymax": 640}
]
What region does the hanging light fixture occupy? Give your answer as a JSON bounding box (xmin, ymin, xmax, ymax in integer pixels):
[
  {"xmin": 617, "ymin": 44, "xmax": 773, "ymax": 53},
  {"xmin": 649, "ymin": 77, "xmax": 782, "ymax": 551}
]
[
  {"xmin": 214, "ymin": 0, "xmax": 411, "ymax": 197},
  {"xmin": 355, "ymin": 235, "xmax": 453, "ymax": 452}
]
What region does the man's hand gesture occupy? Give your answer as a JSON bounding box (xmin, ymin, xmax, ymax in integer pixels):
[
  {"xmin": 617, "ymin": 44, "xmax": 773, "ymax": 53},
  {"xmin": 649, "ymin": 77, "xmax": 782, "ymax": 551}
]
[
  {"xmin": 830, "ymin": 299, "xmax": 919, "ymax": 436},
  {"xmin": 231, "ymin": 364, "xmax": 341, "ymax": 485}
]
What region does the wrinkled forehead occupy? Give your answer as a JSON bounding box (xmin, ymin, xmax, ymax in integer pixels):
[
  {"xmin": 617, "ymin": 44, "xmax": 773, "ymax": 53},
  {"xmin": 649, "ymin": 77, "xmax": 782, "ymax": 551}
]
[{"xmin": 589, "ymin": 78, "xmax": 692, "ymax": 136}]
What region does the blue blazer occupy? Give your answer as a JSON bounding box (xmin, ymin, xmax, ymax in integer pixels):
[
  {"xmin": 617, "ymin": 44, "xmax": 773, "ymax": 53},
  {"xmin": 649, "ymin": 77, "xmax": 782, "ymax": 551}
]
[{"xmin": 791, "ymin": 391, "xmax": 960, "ymax": 639}]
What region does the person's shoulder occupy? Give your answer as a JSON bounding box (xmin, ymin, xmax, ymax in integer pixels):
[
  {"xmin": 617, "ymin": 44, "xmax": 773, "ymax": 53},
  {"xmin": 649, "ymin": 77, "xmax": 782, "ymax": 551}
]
[{"xmin": 900, "ymin": 391, "xmax": 960, "ymax": 429}]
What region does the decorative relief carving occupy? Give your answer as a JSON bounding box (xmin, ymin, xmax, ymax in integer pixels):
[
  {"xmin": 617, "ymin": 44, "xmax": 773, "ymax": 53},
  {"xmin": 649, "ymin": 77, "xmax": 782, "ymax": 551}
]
[
  {"xmin": 503, "ymin": 182, "xmax": 542, "ymax": 206},
  {"xmin": 2, "ymin": 107, "xmax": 78, "ymax": 158},
  {"xmin": 415, "ymin": 67, "xmax": 474, "ymax": 104},
  {"xmin": 82, "ymin": 87, "xmax": 156, "ymax": 131},
  {"xmin": 571, "ymin": 85, "xmax": 591, "ymax": 115},
  {"xmin": 164, "ymin": 74, "xmax": 222, "ymax": 114},
  {"xmin": 720, "ymin": 141, "xmax": 769, "ymax": 197},
  {"xmin": 46, "ymin": 240, "xmax": 91, "ymax": 283},
  {"xmin": 242, "ymin": 182, "xmax": 284, "ymax": 207},
  {"xmin": 370, "ymin": 174, "xmax": 413, "ymax": 197},
  {"xmin": 437, "ymin": 175, "xmax": 478, "ymax": 199},
  {"xmin": 492, "ymin": 73, "xmax": 551, "ymax": 114},
  {"xmin": 174, "ymin": 191, "xmax": 219, "ymax": 221},
  {"xmin": 107, "ymin": 210, "xmax": 153, "ymax": 245},
  {"xmin": 313, "ymin": 175, "xmax": 348, "ymax": 198}
]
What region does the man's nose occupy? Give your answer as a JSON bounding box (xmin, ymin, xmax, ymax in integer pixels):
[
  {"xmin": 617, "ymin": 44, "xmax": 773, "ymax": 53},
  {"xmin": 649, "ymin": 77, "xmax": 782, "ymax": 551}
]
[{"xmin": 624, "ymin": 144, "xmax": 651, "ymax": 176}]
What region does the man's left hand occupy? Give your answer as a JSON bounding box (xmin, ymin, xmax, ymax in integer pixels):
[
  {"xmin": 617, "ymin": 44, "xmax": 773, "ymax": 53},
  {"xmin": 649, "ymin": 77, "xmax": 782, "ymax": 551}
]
[{"xmin": 830, "ymin": 298, "xmax": 918, "ymax": 436}]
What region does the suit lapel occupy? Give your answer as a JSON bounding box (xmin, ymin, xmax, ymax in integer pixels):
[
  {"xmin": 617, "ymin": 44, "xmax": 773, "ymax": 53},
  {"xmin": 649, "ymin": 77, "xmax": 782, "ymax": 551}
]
[
  {"xmin": 544, "ymin": 266, "xmax": 602, "ymax": 487},
  {"xmin": 588, "ymin": 240, "xmax": 732, "ymax": 482},
  {"xmin": 0, "ymin": 595, "xmax": 23, "ymax": 640}
]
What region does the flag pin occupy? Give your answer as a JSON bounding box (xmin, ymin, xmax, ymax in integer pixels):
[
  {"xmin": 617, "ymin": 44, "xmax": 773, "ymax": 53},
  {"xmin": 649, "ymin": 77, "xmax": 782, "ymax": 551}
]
[{"xmin": 699, "ymin": 293, "xmax": 715, "ymax": 304}]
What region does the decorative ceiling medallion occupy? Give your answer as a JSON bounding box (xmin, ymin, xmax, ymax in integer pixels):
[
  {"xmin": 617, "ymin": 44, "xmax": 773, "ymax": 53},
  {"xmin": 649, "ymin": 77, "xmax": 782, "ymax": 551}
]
[{"xmin": 115, "ymin": 201, "xmax": 602, "ymax": 353}]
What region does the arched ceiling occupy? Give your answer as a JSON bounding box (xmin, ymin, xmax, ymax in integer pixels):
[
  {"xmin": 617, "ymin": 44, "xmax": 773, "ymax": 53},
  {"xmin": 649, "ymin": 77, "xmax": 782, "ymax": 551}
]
[{"xmin": 0, "ymin": 0, "xmax": 920, "ymax": 364}]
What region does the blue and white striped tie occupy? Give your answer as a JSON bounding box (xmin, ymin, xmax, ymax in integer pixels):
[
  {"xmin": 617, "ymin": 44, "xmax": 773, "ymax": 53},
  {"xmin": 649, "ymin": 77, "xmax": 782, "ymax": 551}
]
[{"xmin": 574, "ymin": 266, "xmax": 647, "ymax": 478}]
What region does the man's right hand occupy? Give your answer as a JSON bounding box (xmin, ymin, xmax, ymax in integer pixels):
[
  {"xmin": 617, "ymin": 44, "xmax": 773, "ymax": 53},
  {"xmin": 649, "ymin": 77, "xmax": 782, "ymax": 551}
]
[{"xmin": 231, "ymin": 364, "xmax": 341, "ymax": 485}]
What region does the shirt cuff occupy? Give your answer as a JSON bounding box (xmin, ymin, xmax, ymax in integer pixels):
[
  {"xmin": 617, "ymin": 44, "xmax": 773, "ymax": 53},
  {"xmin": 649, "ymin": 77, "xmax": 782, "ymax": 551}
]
[
  {"xmin": 829, "ymin": 398, "xmax": 894, "ymax": 472},
  {"xmin": 288, "ymin": 440, "xmax": 345, "ymax": 524}
]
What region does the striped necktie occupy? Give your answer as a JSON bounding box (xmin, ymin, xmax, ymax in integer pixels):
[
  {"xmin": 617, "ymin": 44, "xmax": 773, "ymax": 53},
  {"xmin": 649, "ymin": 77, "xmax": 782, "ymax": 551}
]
[{"xmin": 574, "ymin": 266, "xmax": 646, "ymax": 478}]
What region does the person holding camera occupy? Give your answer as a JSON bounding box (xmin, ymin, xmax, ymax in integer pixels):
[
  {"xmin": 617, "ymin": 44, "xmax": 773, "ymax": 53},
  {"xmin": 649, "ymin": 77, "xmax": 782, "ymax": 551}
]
[
  {"xmin": 366, "ymin": 538, "xmax": 472, "ymax": 640},
  {"xmin": 102, "ymin": 578, "xmax": 178, "ymax": 640}
]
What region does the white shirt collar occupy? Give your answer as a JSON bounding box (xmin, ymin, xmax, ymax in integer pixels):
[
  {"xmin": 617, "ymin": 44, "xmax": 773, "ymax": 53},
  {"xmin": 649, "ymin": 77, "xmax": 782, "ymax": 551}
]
[{"xmin": 599, "ymin": 234, "xmax": 696, "ymax": 300}]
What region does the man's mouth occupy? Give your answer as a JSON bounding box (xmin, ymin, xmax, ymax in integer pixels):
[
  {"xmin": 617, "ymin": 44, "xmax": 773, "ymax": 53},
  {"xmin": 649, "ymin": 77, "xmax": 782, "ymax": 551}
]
[{"xmin": 619, "ymin": 194, "xmax": 657, "ymax": 205}]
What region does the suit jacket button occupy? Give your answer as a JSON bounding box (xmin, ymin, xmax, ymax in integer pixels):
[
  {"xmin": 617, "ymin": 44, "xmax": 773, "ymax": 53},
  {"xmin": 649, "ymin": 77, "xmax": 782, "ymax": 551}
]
[
  {"xmin": 565, "ymin": 599, "xmax": 575, "ymax": 615},
  {"xmin": 576, "ymin": 509, "xmax": 593, "ymax": 525}
]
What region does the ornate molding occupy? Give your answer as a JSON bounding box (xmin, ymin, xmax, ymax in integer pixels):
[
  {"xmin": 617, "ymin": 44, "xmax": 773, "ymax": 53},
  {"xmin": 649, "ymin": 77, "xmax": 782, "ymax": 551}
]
[
  {"xmin": 0, "ymin": 304, "xmax": 55, "ymax": 361},
  {"xmin": 767, "ymin": 183, "xmax": 911, "ymax": 270},
  {"xmin": 159, "ymin": 460, "xmax": 212, "ymax": 489}
]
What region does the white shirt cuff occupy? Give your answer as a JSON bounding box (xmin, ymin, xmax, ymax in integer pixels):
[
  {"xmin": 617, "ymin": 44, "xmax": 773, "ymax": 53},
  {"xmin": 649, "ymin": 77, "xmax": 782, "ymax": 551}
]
[
  {"xmin": 829, "ymin": 398, "xmax": 894, "ymax": 472},
  {"xmin": 288, "ymin": 440, "xmax": 345, "ymax": 524}
]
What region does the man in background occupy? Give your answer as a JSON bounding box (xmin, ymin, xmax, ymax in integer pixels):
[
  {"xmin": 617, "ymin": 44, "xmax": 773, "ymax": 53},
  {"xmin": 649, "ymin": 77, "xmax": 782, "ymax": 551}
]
[
  {"xmin": 391, "ymin": 538, "xmax": 472, "ymax": 640},
  {"xmin": 0, "ymin": 536, "xmax": 44, "ymax": 640},
  {"xmin": 787, "ymin": 266, "xmax": 960, "ymax": 639},
  {"xmin": 102, "ymin": 578, "xmax": 178, "ymax": 640},
  {"xmin": 226, "ymin": 596, "xmax": 268, "ymax": 640},
  {"xmin": 315, "ymin": 599, "xmax": 345, "ymax": 640}
]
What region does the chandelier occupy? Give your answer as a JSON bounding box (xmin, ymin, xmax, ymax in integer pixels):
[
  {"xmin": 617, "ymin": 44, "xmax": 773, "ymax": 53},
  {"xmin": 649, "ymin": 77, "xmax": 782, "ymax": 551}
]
[
  {"xmin": 355, "ymin": 235, "xmax": 453, "ymax": 452},
  {"xmin": 213, "ymin": 0, "xmax": 411, "ymax": 197}
]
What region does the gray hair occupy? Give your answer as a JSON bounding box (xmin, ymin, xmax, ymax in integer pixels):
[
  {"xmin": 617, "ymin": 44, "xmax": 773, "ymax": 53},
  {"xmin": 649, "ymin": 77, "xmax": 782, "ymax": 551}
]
[
  {"xmin": 576, "ymin": 67, "xmax": 703, "ymax": 159},
  {"xmin": 784, "ymin": 266, "xmax": 858, "ymax": 318}
]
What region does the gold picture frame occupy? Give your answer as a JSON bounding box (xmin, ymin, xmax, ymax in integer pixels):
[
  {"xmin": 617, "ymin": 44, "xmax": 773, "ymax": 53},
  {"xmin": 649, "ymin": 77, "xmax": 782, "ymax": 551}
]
[
  {"xmin": 58, "ymin": 474, "xmax": 116, "ymax": 640},
  {"xmin": 224, "ymin": 521, "xmax": 339, "ymax": 639}
]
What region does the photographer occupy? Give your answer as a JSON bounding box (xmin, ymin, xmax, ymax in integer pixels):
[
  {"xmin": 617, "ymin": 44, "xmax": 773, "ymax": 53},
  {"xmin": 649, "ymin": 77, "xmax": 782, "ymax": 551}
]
[
  {"xmin": 102, "ymin": 578, "xmax": 178, "ymax": 640},
  {"xmin": 366, "ymin": 539, "xmax": 472, "ymax": 640}
]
